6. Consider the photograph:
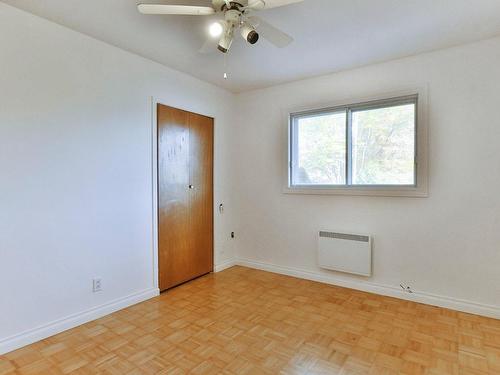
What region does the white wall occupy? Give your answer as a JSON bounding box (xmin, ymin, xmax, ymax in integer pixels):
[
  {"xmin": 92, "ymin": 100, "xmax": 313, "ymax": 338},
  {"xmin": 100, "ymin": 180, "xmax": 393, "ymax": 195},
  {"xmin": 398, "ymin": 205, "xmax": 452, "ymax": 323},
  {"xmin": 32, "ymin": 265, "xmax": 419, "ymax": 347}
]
[
  {"xmin": 0, "ymin": 3, "xmax": 237, "ymax": 353},
  {"xmin": 232, "ymin": 37, "xmax": 500, "ymax": 317}
]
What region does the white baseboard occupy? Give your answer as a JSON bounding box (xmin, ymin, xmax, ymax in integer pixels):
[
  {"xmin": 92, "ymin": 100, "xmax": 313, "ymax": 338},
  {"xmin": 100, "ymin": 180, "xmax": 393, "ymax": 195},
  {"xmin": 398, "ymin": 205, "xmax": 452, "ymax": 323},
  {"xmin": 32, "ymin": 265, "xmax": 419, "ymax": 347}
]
[
  {"xmin": 214, "ymin": 258, "xmax": 237, "ymax": 273},
  {"xmin": 3, "ymin": 259, "xmax": 497, "ymax": 355},
  {"xmin": 0, "ymin": 288, "xmax": 159, "ymax": 355},
  {"xmin": 235, "ymin": 258, "xmax": 500, "ymax": 319}
]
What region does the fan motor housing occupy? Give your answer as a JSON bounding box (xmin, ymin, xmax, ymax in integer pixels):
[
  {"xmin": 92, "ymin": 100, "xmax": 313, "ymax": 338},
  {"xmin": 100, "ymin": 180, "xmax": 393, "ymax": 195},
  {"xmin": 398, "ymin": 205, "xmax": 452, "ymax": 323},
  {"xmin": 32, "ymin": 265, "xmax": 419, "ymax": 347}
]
[
  {"xmin": 225, "ymin": 9, "xmax": 241, "ymax": 23},
  {"xmin": 214, "ymin": 0, "xmax": 245, "ymax": 12}
]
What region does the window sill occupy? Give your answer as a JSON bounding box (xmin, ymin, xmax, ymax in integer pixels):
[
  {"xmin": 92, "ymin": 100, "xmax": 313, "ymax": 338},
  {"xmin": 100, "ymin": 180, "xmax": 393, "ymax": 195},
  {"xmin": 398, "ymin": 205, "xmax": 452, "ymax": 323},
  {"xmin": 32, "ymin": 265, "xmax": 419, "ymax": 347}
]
[{"xmin": 283, "ymin": 185, "xmax": 428, "ymax": 198}]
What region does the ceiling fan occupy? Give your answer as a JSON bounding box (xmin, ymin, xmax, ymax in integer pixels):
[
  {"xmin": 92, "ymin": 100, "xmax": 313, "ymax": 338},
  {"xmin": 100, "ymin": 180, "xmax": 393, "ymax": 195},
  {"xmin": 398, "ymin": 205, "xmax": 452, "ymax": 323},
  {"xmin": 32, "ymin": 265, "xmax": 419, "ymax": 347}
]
[{"xmin": 137, "ymin": 0, "xmax": 303, "ymax": 53}]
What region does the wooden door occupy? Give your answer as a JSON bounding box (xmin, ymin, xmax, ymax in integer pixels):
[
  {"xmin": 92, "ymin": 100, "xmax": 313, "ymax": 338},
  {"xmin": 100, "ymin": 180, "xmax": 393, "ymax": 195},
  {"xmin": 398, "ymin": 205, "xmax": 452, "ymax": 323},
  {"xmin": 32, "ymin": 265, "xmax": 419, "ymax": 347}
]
[{"xmin": 157, "ymin": 104, "xmax": 214, "ymax": 291}]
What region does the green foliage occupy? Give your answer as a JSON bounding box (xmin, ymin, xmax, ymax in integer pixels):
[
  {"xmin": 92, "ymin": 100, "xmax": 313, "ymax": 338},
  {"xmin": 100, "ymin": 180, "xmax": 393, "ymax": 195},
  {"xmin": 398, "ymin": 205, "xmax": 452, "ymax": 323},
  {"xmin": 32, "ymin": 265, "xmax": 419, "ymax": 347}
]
[
  {"xmin": 352, "ymin": 104, "xmax": 415, "ymax": 185},
  {"xmin": 296, "ymin": 112, "xmax": 346, "ymax": 185},
  {"xmin": 295, "ymin": 104, "xmax": 415, "ymax": 186}
]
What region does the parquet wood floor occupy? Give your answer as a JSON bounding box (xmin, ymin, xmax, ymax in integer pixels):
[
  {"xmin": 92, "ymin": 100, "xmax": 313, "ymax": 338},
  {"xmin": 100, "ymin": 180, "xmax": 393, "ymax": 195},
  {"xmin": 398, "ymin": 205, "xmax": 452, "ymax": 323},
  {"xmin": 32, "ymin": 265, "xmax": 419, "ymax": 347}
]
[{"xmin": 1, "ymin": 266, "xmax": 499, "ymax": 374}]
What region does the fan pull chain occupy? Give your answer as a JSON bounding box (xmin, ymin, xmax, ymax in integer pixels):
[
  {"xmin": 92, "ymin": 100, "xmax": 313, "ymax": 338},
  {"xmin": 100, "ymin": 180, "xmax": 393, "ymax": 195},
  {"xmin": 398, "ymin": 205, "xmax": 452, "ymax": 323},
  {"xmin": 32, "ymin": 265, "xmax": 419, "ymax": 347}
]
[{"xmin": 224, "ymin": 53, "xmax": 229, "ymax": 80}]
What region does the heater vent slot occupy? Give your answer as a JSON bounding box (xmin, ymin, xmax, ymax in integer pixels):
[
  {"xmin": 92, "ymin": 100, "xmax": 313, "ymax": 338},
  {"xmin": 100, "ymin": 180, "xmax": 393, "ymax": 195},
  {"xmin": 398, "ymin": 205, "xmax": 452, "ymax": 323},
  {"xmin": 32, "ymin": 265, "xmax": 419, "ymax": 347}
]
[{"xmin": 319, "ymin": 231, "xmax": 369, "ymax": 242}]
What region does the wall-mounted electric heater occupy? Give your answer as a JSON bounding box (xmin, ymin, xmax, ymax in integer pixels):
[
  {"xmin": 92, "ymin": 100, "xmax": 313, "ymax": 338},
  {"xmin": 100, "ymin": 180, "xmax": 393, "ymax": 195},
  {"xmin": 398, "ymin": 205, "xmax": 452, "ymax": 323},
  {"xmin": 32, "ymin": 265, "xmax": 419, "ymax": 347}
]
[{"xmin": 318, "ymin": 231, "xmax": 372, "ymax": 276}]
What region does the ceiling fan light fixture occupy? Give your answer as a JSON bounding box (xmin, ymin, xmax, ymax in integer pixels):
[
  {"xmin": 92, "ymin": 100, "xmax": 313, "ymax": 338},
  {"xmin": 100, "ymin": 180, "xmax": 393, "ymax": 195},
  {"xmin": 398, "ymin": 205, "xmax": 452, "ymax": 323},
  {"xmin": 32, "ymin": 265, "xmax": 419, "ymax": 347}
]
[
  {"xmin": 137, "ymin": 0, "xmax": 302, "ymax": 54},
  {"xmin": 217, "ymin": 38, "xmax": 231, "ymax": 53},
  {"xmin": 218, "ymin": 27, "xmax": 233, "ymax": 53},
  {"xmin": 209, "ymin": 22, "xmax": 223, "ymax": 38},
  {"xmin": 240, "ymin": 23, "xmax": 259, "ymax": 44}
]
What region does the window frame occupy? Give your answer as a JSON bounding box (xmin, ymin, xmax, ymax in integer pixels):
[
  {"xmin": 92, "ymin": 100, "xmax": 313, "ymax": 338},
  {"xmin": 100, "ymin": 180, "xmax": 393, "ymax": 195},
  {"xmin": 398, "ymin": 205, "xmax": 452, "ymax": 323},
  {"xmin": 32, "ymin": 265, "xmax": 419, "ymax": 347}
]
[{"xmin": 284, "ymin": 89, "xmax": 428, "ymax": 197}]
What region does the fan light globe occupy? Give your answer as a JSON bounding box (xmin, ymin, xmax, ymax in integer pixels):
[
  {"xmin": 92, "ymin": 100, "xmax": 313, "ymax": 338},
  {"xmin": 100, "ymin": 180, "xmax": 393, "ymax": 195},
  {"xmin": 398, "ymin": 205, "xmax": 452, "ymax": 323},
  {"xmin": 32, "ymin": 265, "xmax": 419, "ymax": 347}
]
[{"xmin": 209, "ymin": 22, "xmax": 223, "ymax": 38}]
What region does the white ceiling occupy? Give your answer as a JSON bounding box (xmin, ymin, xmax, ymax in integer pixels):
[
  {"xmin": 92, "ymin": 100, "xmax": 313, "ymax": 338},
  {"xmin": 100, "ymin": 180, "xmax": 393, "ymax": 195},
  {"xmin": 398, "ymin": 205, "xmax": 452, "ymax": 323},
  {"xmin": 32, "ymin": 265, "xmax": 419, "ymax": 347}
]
[{"xmin": 4, "ymin": 0, "xmax": 500, "ymax": 92}]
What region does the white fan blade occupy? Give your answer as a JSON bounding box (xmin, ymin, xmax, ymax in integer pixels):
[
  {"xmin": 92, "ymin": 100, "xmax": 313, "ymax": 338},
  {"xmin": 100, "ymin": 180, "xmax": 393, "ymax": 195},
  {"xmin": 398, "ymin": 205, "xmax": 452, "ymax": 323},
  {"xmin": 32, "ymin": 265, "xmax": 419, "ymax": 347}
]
[
  {"xmin": 248, "ymin": 16, "xmax": 293, "ymax": 48},
  {"xmin": 137, "ymin": 4, "xmax": 215, "ymax": 15},
  {"xmin": 247, "ymin": 0, "xmax": 303, "ymax": 10}
]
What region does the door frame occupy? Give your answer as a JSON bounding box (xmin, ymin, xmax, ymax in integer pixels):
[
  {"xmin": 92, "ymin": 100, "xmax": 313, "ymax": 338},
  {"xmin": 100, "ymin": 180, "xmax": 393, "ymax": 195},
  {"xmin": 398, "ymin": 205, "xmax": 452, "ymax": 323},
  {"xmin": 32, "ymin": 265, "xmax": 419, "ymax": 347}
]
[{"xmin": 149, "ymin": 96, "xmax": 215, "ymax": 290}]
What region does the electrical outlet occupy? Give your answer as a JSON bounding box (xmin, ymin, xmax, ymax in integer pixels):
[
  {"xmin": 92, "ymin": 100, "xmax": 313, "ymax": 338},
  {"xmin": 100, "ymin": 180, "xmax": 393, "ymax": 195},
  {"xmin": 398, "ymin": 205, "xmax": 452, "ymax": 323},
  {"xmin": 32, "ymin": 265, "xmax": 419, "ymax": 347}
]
[
  {"xmin": 231, "ymin": 232, "xmax": 235, "ymax": 239},
  {"xmin": 93, "ymin": 278, "xmax": 102, "ymax": 293},
  {"xmin": 400, "ymin": 283, "xmax": 413, "ymax": 293}
]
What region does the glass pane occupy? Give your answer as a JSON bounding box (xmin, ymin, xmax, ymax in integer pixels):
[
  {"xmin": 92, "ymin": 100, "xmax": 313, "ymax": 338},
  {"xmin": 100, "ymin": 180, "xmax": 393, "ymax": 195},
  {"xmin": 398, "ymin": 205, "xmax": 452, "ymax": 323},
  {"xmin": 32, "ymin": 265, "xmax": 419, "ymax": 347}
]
[
  {"xmin": 351, "ymin": 103, "xmax": 415, "ymax": 185},
  {"xmin": 292, "ymin": 111, "xmax": 346, "ymax": 185}
]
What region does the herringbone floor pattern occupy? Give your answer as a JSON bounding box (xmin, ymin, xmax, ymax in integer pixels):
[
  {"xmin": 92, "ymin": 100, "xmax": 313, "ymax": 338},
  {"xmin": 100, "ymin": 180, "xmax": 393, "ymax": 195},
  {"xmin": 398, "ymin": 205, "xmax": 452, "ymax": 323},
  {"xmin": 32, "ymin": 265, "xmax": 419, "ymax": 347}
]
[{"xmin": 1, "ymin": 266, "xmax": 499, "ymax": 374}]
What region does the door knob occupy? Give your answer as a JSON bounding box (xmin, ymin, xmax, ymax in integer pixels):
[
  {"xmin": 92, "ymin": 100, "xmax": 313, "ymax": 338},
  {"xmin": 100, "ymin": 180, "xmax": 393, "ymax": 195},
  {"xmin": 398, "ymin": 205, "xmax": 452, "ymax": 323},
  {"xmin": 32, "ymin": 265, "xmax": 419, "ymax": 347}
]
[{"xmin": 188, "ymin": 185, "xmax": 194, "ymax": 189}]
